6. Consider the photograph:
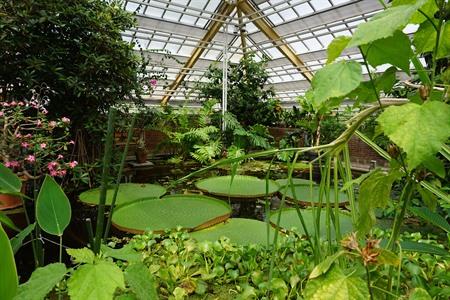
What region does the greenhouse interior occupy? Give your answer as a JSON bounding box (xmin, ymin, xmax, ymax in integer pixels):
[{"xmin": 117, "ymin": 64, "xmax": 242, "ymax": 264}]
[{"xmin": 1, "ymin": 0, "xmax": 450, "ymax": 299}]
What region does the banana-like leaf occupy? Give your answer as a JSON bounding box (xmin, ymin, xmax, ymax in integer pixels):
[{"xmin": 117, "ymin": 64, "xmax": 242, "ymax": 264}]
[
  {"xmin": 0, "ymin": 163, "xmax": 22, "ymax": 195},
  {"xmin": 0, "ymin": 224, "xmax": 18, "ymax": 300}
]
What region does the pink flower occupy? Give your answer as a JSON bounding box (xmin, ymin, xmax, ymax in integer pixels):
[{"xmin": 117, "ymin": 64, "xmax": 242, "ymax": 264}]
[
  {"xmin": 47, "ymin": 161, "xmax": 58, "ymax": 170},
  {"xmin": 40, "ymin": 143, "xmax": 47, "ymax": 149},
  {"xmin": 41, "ymin": 108, "xmax": 48, "ymax": 115},
  {"xmin": 0, "ymin": 111, "xmax": 3, "ymax": 117},
  {"xmin": 68, "ymin": 161, "xmax": 78, "ymax": 168},
  {"xmin": 25, "ymin": 155, "xmax": 35, "ymax": 163},
  {"xmin": 21, "ymin": 142, "xmax": 30, "ymax": 148},
  {"xmin": 149, "ymin": 79, "xmax": 157, "ymax": 87},
  {"xmin": 57, "ymin": 154, "xmax": 64, "ymax": 159},
  {"xmin": 1, "ymin": 102, "xmax": 9, "ymax": 107},
  {"xmin": 57, "ymin": 170, "xmax": 67, "ymax": 177},
  {"xmin": 10, "ymin": 101, "xmax": 17, "ymax": 106},
  {"xmin": 24, "ymin": 134, "xmax": 32, "ymax": 139},
  {"xmin": 50, "ymin": 170, "xmax": 58, "ymax": 177},
  {"xmin": 61, "ymin": 117, "xmax": 70, "ymax": 124},
  {"xmin": 18, "ymin": 101, "xmax": 24, "ymax": 106},
  {"xmin": 48, "ymin": 121, "xmax": 57, "ymax": 128},
  {"xmin": 37, "ymin": 120, "xmax": 42, "ymax": 127},
  {"xmin": 15, "ymin": 133, "xmax": 22, "ymax": 138},
  {"xmin": 69, "ymin": 140, "xmax": 75, "ymax": 145},
  {"xmin": 5, "ymin": 161, "xmax": 20, "ymax": 168}
]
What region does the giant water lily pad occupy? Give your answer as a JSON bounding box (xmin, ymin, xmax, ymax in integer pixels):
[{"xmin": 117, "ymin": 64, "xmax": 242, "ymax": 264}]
[
  {"xmin": 112, "ymin": 195, "xmax": 231, "ymax": 234},
  {"xmin": 276, "ymin": 178, "xmax": 316, "ymax": 187},
  {"xmin": 79, "ymin": 183, "xmax": 166, "ymax": 206},
  {"xmin": 270, "ymin": 208, "xmax": 353, "ymax": 239},
  {"xmin": 191, "ymin": 218, "xmax": 278, "ymax": 245},
  {"xmin": 195, "ymin": 175, "xmax": 279, "ymax": 198},
  {"xmin": 279, "ymin": 184, "xmax": 348, "ymax": 206}
]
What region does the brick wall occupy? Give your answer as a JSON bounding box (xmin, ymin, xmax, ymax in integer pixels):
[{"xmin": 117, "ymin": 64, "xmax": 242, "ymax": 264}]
[{"xmin": 347, "ymin": 135, "xmax": 388, "ymax": 168}]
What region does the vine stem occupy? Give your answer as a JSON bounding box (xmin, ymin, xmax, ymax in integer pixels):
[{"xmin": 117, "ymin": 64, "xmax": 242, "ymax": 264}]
[
  {"xmin": 387, "ymin": 180, "xmax": 414, "ymax": 250},
  {"xmin": 358, "ymin": 46, "xmax": 383, "ymax": 110},
  {"xmin": 430, "ymin": 1, "xmax": 445, "ymax": 88},
  {"xmin": 365, "ymin": 265, "xmax": 374, "ymax": 300}
]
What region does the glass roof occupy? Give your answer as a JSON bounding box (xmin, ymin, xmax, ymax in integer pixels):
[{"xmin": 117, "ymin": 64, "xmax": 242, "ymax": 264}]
[{"xmin": 121, "ymin": 0, "xmax": 410, "ymax": 106}]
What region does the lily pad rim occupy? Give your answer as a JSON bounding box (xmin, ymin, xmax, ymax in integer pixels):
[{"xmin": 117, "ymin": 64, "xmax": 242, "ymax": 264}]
[{"xmin": 195, "ymin": 175, "xmax": 279, "ymax": 198}]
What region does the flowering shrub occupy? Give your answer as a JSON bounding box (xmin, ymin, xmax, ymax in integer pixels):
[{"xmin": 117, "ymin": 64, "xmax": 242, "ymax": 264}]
[{"xmin": 0, "ymin": 93, "xmax": 77, "ymax": 179}]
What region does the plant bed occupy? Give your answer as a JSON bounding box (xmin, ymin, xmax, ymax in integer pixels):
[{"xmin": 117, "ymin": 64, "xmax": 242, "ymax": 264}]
[
  {"xmin": 270, "ymin": 208, "xmax": 353, "ymax": 239},
  {"xmin": 78, "ymin": 183, "xmax": 166, "ymax": 206},
  {"xmin": 112, "ymin": 194, "xmax": 231, "ymax": 234},
  {"xmin": 191, "ymin": 218, "xmax": 278, "ymax": 245},
  {"xmin": 195, "ymin": 175, "xmax": 279, "ymax": 199}
]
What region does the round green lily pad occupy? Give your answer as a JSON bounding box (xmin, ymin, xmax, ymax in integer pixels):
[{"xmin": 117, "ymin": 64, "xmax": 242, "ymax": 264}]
[
  {"xmin": 195, "ymin": 175, "xmax": 279, "ymax": 198},
  {"xmin": 275, "ymin": 178, "xmax": 316, "ymax": 187},
  {"xmin": 270, "ymin": 208, "xmax": 353, "ymax": 239},
  {"xmin": 279, "ymin": 184, "xmax": 348, "ymax": 206},
  {"xmin": 79, "ymin": 183, "xmax": 166, "ymax": 206},
  {"xmin": 191, "ymin": 218, "xmax": 278, "ymax": 245},
  {"xmin": 112, "ymin": 194, "xmax": 231, "ymax": 234}
]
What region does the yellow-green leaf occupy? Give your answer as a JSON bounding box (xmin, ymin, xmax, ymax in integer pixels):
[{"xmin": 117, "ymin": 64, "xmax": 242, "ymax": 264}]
[
  {"xmin": 0, "ymin": 224, "xmax": 18, "ymax": 300},
  {"xmin": 326, "ymin": 36, "xmax": 351, "ymax": 64},
  {"xmin": 377, "ymin": 101, "xmax": 450, "ymax": 169}
]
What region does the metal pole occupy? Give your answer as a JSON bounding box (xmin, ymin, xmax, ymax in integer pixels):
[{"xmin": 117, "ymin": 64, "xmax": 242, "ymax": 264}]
[{"xmin": 222, "ymin": 15, "xmax": 229, "ymax": 131}]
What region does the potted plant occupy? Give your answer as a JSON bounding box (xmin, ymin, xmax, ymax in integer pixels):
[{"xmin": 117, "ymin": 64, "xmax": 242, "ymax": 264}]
[{"xmin": 134, "ymin": 132, "xmax": 148, "ymax": 163}]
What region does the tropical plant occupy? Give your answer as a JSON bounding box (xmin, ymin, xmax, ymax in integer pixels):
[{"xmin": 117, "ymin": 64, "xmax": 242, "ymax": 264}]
[
  {"xmin": 0, "ymin": 0, "xmax": 146, "ymax": 129},
  {"xmin": 197, "ymin": 53, "xmax": 282, "ymax": 126}
]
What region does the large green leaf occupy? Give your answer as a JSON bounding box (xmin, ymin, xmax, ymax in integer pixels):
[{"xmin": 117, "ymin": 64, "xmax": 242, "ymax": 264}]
[
  {"xmin": 326, "ymin": 36, "xmax": 351, "ymax": 64},
  {"xmin": 269, "ymin": 208, "xmax": 353, "ymax": 239},
  {"xmin": 36, "ymin": 175, "xmax": 71, "ymax": 236},
  {"xmin": 347, "ymin": 0, "xmax": 428, "ymax": 47},
  {"xmin": 304, "ymin": 266, "xmax": 369, "ymax": 300},
  {"xmin": 195, "ymin": 175, "xmax": 279, "ymax": 198},
  {"xmin": 377, "ymin": 101, "xmax": 450, "ymax": 169},
  {"xmin": 112, "ymin": 195, "xmax": 231, "ymax": 234},
  {"xmin": 191, "ymin": 218, "xmax": 277, "ymax": 245},
  {"xmin": 101, "ymin": 244, "xmax": 142, "ymax": 262},
  {"xmin": 67, "ymin": 260, "xmax": 125, "ymax": 300},
  {"xmin": 311, "ymin": 60, "xmax": 362, "ymax": 109},
  {"xmin": 79, "ymin": 183, "xmax": 166, "ymax": 206},
  {"xmin": 348, "ymin": 67, "xmax": 397, "ymax": 104},
  {"xmin": 0, "ymin": 163, "xmax": 22, "ymax": 194},
  {"xmin": 10, "ymin": 223, "xmax": 35, "ymax": 254},
  {"xmin": 124, "ymin": 263, "xmax": 159, "ymax": 300},
  {"xmin": 400, "ymin": 240, "xmax": 449, "ymax": 256},
  {"xmin": 392, "ymin": 0, "xmax": 439, "ymax": 24},
  {"xmin": 357, "ymin": 169, "xmax": 401, "ymax": 235},
  {"xmin": 362, "ymin": 31, "xmax": 412, "ymax": 73},
  {"xmin": 413, "ymin": 21, "xmax": 450, "ymax": 58},
  {"xmin": 0, "ymin": 224, "xmax": 18, "ymax": 300},
  {"xmin": 14, "ymin": 263, "xmax": 67, "ymax": 300}
]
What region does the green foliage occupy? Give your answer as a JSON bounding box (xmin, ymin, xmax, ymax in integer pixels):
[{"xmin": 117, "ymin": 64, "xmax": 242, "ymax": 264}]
[
  {"xmin": 409, "ymin": 288, "xmax": 432, "ymax": 300},
  {"xmin": 67, "ymin": 258, "xmax": 125, "ymax": 300},
  {"xmin": 310, "ymin": 60, "xmax": 362, "ymax": 110},
  {"xmin": 357, "ymin": 169, "xmax": 402, "ymax": 235},
  {"xmin": 197, "ymin": 54, "xmax": 281, "ymax": 126},
  {"xmin": 14, "ymin": 263, "xmax": 67, "ymax": 300},
  {"xmin": 347, "ymin": 0, "xmax": 428, "ymax": 47},
  {"xmin": 10, "ymin": 223, "xmax": 35, "ymax": 254},
  {"xmin": 0, "ymin": 162, "xmax": 22, "ymax": 194},
  {"xmin": 408, "ymin": 206, "xmax": 450, "ymax": 233},
  {"xmin": 304, "ymin": 266, "xmax": 369, "ymax": 300},
  {"xmin": 0, "ymin": 0, "xmax": 145, "ymax": 126},
  {"xmin": 0, "ymin": 224, "xmax": 18, "ymax": 300},
  {"xmin": 124, "ymin": 263, "xmax": 159, "ymax": 300},
  {"xmin": 414, "ymin": 21, "xmax": 450, "ymax": 59},
  {"xmin": 66, "ymin": 247, "xmax": 96, "ymax": 264},
  {"xmin": 326, "ymin": 36, "xmax": 351, "ymax": 64},
  {"xmin": 361, "ymin": 30, "xmax": 413, "ymax": 74},
  {"xmin": 36, "ymin": 175, "xmax": 71, "ymax": 236},
  {"xmin": 377, "ymin": 101, "xmax": 450, "ymax": 169}
]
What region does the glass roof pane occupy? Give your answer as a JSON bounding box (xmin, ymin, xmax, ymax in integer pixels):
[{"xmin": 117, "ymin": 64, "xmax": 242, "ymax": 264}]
[
  {"xmin": 310, "ymin": 0, "xmax": 332, "ymax": 11},
  {"xmin": 293, "ymin": 3, "xmax": 314, "ymax": 16}
]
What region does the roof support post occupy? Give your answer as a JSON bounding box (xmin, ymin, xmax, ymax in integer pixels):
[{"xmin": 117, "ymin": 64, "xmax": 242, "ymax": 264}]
[
  {"xmin": 161, "ymin": 1, "xmax": 236, "ymax": 105},
  {"xmin": 236, "ymin": 0, "xmax": 314, "ymax": 82}
]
